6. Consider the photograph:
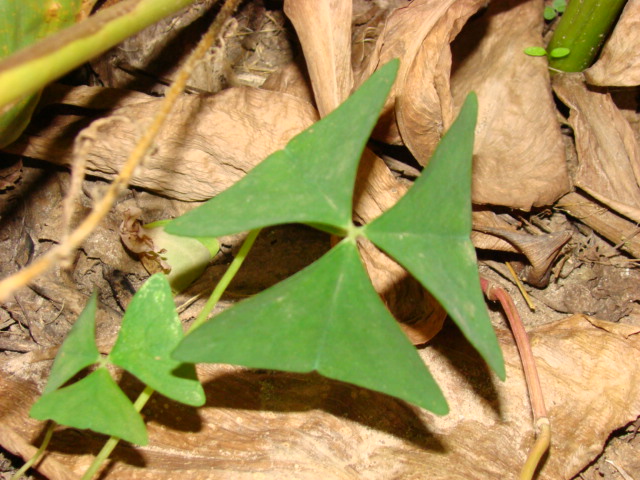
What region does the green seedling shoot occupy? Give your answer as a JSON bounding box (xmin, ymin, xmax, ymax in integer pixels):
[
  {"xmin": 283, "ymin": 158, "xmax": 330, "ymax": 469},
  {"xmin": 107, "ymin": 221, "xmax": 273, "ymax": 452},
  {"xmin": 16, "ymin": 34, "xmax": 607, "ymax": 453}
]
[
  {"xmin": 544, "ymin": 0, "xmax": 566, "ymax": 21},
  {"xmin": 0, "ymin": 0, "xmax": 199, "ymax": 148},
  {"xmin": 524, "ymin": 45, "xmax": 570, "ymax": 59},
  {"xmin": 27, "ymin": 60, "xmax": 504, "ymax": 478}
]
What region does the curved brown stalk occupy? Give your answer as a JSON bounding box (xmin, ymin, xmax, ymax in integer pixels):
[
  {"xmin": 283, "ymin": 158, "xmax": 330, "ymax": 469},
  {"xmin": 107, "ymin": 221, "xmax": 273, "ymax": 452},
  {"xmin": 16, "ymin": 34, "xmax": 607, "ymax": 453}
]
[{"xmin": 480, "ymin": 277, "xmax": 550, "ymax": 480}]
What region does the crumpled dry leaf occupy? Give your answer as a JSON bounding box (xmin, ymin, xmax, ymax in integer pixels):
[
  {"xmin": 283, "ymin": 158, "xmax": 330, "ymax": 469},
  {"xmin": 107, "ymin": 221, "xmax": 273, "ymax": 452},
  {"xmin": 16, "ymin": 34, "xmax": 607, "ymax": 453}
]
[
  {"xmin": 5, "ymin": 85, "xmax": 319, "ymax": 201},
  {"xmin": 354, "ymin": 0, "xmax": 473, "ymax": 147},
  {"xmin": 119, "ymin": 206, "xmax": 170, "ymax": 274},
  {"xmin": 450, "ymin": 0, "xmax": 570, "ymax": 209},
  {"xmin": 1, "ymin": 314, "xmax": 638, "ymax": 479},
  {"xmin": 475, "ymin": 224, "xmax": 571, "ymax": 288},
  {"xmin": 472, "ymin": 209, "xmax": 573, "ymax": 288},
  {"xmin": 585, "ymin": 0, "xmax": 640, "ymax": 87},
  {"xmin": 553, "ymin": 73, "xmax": 640, "ymax": 224}
]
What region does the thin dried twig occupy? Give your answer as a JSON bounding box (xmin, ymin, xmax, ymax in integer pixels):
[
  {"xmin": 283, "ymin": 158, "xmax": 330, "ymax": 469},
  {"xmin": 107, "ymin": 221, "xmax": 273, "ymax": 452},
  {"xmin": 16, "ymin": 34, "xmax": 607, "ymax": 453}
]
[{"xmin": 0, "ymin": 0, "xmax": 242, "ymax": 303}]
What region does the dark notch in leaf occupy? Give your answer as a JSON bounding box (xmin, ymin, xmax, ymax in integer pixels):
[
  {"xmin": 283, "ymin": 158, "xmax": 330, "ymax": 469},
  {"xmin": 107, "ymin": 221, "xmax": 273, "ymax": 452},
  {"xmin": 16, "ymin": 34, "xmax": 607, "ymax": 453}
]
[{"xmin": 165, "ymin": 59, "xmax": 400, "ymax": 238}]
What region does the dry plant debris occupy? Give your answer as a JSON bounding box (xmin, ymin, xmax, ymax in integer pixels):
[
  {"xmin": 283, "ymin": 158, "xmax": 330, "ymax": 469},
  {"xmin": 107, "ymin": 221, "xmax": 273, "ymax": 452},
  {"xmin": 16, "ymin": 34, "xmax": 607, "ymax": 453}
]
[{"xmin": 1, "ymin": 0, "xmax": 640, "ymax": 478}]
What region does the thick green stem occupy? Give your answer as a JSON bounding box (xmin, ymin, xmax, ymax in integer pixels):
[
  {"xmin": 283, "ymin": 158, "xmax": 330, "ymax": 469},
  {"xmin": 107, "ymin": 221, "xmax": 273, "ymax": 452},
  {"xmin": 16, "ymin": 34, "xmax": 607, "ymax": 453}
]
[
  {"xmin": 0, "ymin": 0, "xmax": 197, "ymax": 111},
  {"xmin": 548, "ymin": 0, "xmax": 627, "ymax": 72}
]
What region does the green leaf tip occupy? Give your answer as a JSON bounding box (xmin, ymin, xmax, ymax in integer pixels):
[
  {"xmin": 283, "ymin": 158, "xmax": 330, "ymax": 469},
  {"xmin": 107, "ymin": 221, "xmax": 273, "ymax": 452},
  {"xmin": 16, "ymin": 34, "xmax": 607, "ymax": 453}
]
[
  {"xmin": 173, "ymin": 239, "xmax": 448, "ymax": 414},
  {"xmin": 364, "ymin": 92, "xmax": 505, "ymax": 380},
  {"xmin": 165, "ymin": 59, "xmax": 400, "ymax": 239}
]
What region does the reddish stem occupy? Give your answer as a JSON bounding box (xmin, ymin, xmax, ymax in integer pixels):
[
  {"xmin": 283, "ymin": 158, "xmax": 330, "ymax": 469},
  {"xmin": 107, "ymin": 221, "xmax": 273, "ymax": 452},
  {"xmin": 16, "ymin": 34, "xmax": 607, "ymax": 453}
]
[{"xmin": 480, "ymin": 277, "xmax": 547, "ymax": 422}]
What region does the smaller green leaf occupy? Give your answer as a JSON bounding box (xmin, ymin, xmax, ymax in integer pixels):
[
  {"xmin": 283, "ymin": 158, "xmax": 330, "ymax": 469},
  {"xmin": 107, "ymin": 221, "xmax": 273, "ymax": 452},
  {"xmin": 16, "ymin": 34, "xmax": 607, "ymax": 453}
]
[
  {"xmin": 549, "ymin": 47, "xmax": 570, "ymax": 59},
  {"xmin": 173, "ymin": 240, "xmax": 448, "ymax": 414},
  {"xmin": 43, "ymin": 292, "xmax": 101, "ymax": 394},
  {"xmin": 31, "ymin": 368, "xmax": 148, "ymax": 445},
  {"xmin": 110, "ymin": 274, "xmax": 205, "ymax": 406},
  {"xmin": 543, "ymin": 6, "xmax": 557, "ymax": 20},
  {"xmin": 524, "ymin": 46, "xmax": 548, "ymax": 57}
]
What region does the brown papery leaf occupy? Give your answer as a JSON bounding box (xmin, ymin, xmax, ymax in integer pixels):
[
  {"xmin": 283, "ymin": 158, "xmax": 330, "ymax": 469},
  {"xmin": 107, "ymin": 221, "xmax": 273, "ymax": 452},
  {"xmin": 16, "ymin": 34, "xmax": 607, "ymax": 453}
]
[
  {"xmin": 284, "ymin": 0, "xmax": 353, "ymax": 115},
  {"xmin": 553, "ymin": 73, "xmax": 640, "ymax": 223},
  {"xmin": 2, "ymin": 315, "xmax": 638, "ymax": 479},
  {"xmin": 585, "ymin": 0, "xmax": 640, "ymax": 87},
  {"xmin": 5, "ymin": 86, "xmax": 318, "ymax": 202},
  {"xmin": 450, "ymin": 0, "xmax": 570, "ymax": 209},
  {"xmin": 355, "ymin": 0, "xmax": 482, "ymax": 148}
]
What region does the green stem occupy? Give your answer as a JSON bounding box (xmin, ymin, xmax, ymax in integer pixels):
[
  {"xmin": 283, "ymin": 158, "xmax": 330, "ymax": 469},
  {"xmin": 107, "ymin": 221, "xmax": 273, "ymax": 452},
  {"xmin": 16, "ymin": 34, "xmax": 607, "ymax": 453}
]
[
  {"xmin": 188, "ymin": 228, "xmax": 262, "ymax": 334},
  {"xmin": 547, "ymin": 0, "xmax": 627, "ymax": 72},
  {"xmin": 11, "ymin": 421, "xmax": 55, "ymax": 480},
  {"xmin": 81, "ymin": 385, "xmax": 155, "ymax": 480},
  {"xmin": 80, "ymin": 228, "xmax": 261, "ymax": 478}
]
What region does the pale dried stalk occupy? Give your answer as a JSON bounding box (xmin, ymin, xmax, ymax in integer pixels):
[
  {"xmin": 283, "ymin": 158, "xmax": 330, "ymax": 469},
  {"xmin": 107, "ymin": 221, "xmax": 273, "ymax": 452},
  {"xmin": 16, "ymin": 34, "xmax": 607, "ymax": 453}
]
[
  {"xmin": 61, "ymin": 116, "xmax": 131, "ymax": 248},
  {"xmin": 0, "ymin": 0, "xmax": 242, "ymax": 303}
]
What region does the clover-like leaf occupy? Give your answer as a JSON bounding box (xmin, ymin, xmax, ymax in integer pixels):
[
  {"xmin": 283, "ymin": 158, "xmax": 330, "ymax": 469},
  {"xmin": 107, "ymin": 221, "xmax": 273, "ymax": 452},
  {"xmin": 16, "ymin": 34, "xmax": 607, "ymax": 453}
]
[
  {"xmin": 165, "ymin": 59, "xmax": 400, "ymax": 239},
  {"xmin": 173, "ymin": 239, "xmax": 448, "ymax": 414},
  {"xmin": 364, "ymin": 93, "xmax": 505, "ymax": 379},
  {"xmin": 31, "ymin": 368, "xmax": 148, "ymax": 445},
  {"xmin": 110, "ymin": 274, "xmax": 205, "ymax": 406},
  {"xmin": 42, "ymin": 291, "xmax": 101, "ymax": 394}
]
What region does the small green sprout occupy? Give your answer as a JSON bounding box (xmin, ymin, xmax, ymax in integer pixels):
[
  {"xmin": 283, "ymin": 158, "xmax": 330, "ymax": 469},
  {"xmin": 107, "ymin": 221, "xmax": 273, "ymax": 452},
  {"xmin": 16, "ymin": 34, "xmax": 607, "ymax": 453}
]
[
  {"xmin": 544, "ymin": 0, "xmax": 567, "ymax": 21},
  {"xmin": 524, "ymin": 46, "xmax": 571, "ymax": 59}
]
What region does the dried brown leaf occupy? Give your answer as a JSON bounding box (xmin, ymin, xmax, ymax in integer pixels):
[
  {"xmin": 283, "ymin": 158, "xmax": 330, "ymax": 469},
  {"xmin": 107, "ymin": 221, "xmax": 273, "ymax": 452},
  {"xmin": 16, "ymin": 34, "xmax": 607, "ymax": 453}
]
[
  {"xmin": 284, "ymin": 0, "xmax": 353, "ymax": 116},
  {"xmin": 474, "ymin": 224, "xmax": 571, "ymax": 287},
  {"xmin": 585, "ymin": 0, "xmax": 640, "ymax": 87},
  {"xmin": 354, "ymin": 0, "xmax": 477, "ymax": 146},
  {"xmin": 553, "ymin": 73, "xmax": 640, "ymax": 223},
  {"xmin": 1, "ymin": 315, "xmax": 638, "ymax": 479},
  {"xmin": 5, "ymin": 86, "xmax": 319, "ymax": 202},
  {"xmin": 450, "ymin": 0, "xmax": 570, "ymax": 209}
]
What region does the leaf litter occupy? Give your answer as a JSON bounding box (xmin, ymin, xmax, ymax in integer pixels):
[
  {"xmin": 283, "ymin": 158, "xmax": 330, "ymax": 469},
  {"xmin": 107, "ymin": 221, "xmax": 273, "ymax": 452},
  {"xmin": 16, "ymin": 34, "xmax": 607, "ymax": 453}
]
[{"xmin": 1, "ymin": 0, "xmax": 640, "ymax": 478}]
